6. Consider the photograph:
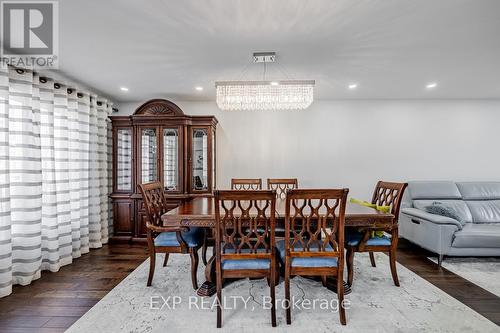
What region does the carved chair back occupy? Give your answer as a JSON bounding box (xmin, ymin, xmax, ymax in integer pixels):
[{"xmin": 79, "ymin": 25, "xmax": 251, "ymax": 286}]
[
  {"xmin": 267, "ymin": 178, "xmax": 298, "ymax": 199},
  {"xmin": 231, "ymin": 178, "xmax": 262, "ymax": 190},
  {"xmin": 214, "ymin": 190, "xmax": 276, "ymax": 262},
  {"xmin": 138, "ymin": 182, "xmax": 169, "ymax": 229},
  {"xmin": 285, "ymin": 189, "xmax": 349, "ymax": 262},
  {"xmin": 352, "ymin": 181, "xmax": 408, "ymax": 250},
  {"xmin": 371, "ymin": 181, "xmax": 408, "ymax": 224}
]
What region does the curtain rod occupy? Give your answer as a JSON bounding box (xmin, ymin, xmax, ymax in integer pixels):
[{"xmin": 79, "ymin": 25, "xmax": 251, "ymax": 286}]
[{"xmin": 8, "ymin": 64, "xmax": 116, "ymax": 107}]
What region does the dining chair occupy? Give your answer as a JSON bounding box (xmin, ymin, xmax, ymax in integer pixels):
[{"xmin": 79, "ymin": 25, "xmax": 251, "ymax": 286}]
[
  {"xmin": 345, "ymin": 181, "xmax": 407, "ymax": 287},
  {"xmin": 139, "ymin": 182, "xmax": 205, "ymax": 290},
  {"xmin": 203, "ymin": 178, "xmax": 262, "ymax": 265},
  {"xmin": 214, "ymin": 190, "xmax": 277, "ymax": 328},
  {"xmin": 231, "ymin": 178, "xmax": 262, "ymax": 190},
  {"xmin": 267, "ymin": 178, "xmax": 298, "ymax": 199},
  {"xmin": 278, "ymin": 189, "xmax": 349, "ymax": 325}
]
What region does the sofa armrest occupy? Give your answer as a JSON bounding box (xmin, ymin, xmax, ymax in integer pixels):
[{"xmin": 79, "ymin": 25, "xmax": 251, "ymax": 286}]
[{"xmin": 401, "ymin": 207, "xmax": 463, "ymax": 230}]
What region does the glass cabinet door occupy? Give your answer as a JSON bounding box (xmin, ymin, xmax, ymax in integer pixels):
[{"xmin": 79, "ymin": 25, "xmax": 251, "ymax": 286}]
[
  {"xmin": 116, "ymin": 128, "xmax": 132, "ymax": 191},
  {"xmin": 192, "ymin": 128, "xmax": 208, "ymax": 191},
  {"xmin": 163, "ymin": 128, "xmax": 179, "ymax": 191},
  {"xmin": 141, "ymin": 128, "xmax": 158, "ymax": 183}
]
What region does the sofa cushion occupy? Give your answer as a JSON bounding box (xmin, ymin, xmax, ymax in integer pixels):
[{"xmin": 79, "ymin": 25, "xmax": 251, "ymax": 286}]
[
  {"xmin": 452, "ymin": 223, "xmax": 500, "ymax": 248},
  {"xmin": 457, "ymin": 182, "xmax": 500, "ymax": 200},
  {"xmin": 408, "ymin": 181, "xmax": 462, "ymax": 200},
  {"xmin": 413, "ymin": 200, "xmax": 472, "ymax": 224},
  {"xmin": 465, "ymin": 200, "xmax": 500, "ymax": 224}
]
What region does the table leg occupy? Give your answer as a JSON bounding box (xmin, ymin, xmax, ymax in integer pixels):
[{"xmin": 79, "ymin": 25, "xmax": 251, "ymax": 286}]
[
  {"xmin": 303, "ymin": 276, "xmax": 352, "ymax": 295},
  {"xmin": 327, "ymin": 278, "xmax": 352, "ymax": 295},
  {"xmin": 197, "ymin": 254, "xmax": 217, "ymax": 297}
]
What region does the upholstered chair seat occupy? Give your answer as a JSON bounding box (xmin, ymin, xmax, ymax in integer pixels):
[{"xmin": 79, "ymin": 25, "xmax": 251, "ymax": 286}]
[
  {"xmin": 154, "ymin": 228, "xmax": 205, "ymax": 247},
  {"xmin": 345, "ymin": 232, "xmax": 392, "ymax": 247},
  {"xmin": 276, "ymin": 239, "xmax": 338, "ymax": 267},
  {"xmin": 221, "ymin": 259, "xmax": 271, "ymax": 270},
  {"xmin": 220, "ymin": 246, "xmax": 272, "ymax": 270}
]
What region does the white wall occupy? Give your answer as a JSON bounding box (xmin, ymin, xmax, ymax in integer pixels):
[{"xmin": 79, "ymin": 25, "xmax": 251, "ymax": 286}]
[{"xmin": 116, "ymin": 100, "xmax": 500, "ymax": 199}]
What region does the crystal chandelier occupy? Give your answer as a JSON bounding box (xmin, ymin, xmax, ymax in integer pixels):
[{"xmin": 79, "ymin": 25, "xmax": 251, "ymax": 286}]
[
  {"xmin": 216, "ymin": 80, "xmax": 314, "ymax": 111},
  {"xmin": 215, "ymin": 52, "xmax": 315, "ymax": 111}
]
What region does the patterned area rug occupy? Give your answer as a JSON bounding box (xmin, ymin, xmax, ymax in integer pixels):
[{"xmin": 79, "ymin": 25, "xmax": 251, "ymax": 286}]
[
  {"xmin": 67, "ymin": 252, "xmax": 499, "ymax": 333},
  {"xmin": 428, "ymin": 257, "xmax": 500, "ymax": 297}
]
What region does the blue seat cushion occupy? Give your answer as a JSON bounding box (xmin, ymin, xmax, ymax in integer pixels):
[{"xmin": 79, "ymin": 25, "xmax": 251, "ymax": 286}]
[
  {"xmin": 154, "ymin": 227, "xmax": 205, "ymax": 248},
  {"xmin": 276, "ymin": 240, "xmax": 338, "ymax": 268},
  {"xmin": 346, "ymin": 231, "xmax": 392, "ymax": 247},
  {"xmin": 221, "ymin": 245, "xmax": 271, "ymax": 270},
  {"xmin": 222, "ymin": 246, "xmax": 269, "ymax": 254},
  {"xmin": 221, "ymin": 259, "xmax": 271, "ymax": 270}
]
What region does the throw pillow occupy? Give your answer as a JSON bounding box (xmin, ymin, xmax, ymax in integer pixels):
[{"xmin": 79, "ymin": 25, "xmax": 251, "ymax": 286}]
[{"xmin": 424, "ymin": 201, "xmax": 464, "ymax": 224}]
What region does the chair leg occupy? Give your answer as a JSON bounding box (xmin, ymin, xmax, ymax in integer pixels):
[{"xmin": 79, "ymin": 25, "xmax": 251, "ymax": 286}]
[
  {"xmin": 389, "ymin": 249, "xmax": 400, "ymax": 287},
  {"xmin": 270, "ymin": 266, "xmax": 277, "ymax": 327},
  {"xmin": 321, "ymin": 275, "xmax": 327, "ymax": 287},
  {"xmin": 346, "ymin": 248, "xmax": 354, "ymax": 287},
  {"xmin": 147, "ymin": 252, "xmax": 156, "ymax": 287},
  {"xmin": 337, "ymin": 271, "xmax": 347, "ymax": 325},
  {"xmin": 369, "ymin": 252, "xmax": 376, "ymax": 267},
  {"xmin": 163, "ymin": 253, "xmax": 169, "ymax": 267},
  {"xmin": 285, "ymin": 264, "xmax": 291, "ymax": 325},
  {"xmin": 190, "ymin": 249, "xmax": 199, "ymax": 290},
  {"xmin": 147, "ymin": 231, "xmax": 155, "ymax": 287},
  {"xmin": 216, "ymin": 263, "xmax": 223, "ymax": 328}
]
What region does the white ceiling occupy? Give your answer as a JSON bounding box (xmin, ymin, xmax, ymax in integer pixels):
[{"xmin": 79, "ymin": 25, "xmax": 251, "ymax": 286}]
[{"xmin": 57, "ymin": 0, "xmax": 500, "ymax": 102}]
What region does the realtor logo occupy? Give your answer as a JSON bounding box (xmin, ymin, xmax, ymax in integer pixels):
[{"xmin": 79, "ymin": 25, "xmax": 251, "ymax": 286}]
[{"xmin": 1, "ymin": 1, "xmax": 59, "ymax": 68}]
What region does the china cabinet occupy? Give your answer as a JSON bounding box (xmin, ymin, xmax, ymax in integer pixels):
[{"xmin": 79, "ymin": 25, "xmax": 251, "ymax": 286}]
[{"xmin": 110, "ymin": 99, "xmax": 217, "ymax": 242}]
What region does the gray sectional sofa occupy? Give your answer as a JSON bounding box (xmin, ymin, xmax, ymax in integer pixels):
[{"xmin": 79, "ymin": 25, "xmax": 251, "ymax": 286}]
[{"xmin": 399, "ymin": 181, "xmax": 500, "ymax": 265}]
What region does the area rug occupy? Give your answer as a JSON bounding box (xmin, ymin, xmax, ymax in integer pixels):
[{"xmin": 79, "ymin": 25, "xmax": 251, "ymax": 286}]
[
  {"xmin": 428, "ymin": 257, "xmax": 500, "ymax": 297},
  {"xmin": 66, "ymin": 252, "xmax": 499, "ymax": 333}
]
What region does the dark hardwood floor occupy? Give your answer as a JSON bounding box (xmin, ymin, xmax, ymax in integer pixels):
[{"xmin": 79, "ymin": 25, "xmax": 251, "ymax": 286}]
[
  {"xmin": 0, "ymin": 244, "xmax": 148, "ymax": 333},
  {"xmin": 0, "ymin": 240, "xmax": 498, "ymax": 332},
  {"xmin": 396, "ymin": 239, "xmax": 500, "ymax": 326}
]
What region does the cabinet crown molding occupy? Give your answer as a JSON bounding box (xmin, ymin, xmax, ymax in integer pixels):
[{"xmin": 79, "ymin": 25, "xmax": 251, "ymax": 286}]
[{"xmin": 134, "ymin": 99, "xmax": 185, "ymax": 116}]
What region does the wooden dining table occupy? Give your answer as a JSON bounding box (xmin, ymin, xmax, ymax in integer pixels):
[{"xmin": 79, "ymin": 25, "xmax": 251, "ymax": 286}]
[{"xmin": 162, "ymin": 196, "xmax": 395, "ymax": 296}]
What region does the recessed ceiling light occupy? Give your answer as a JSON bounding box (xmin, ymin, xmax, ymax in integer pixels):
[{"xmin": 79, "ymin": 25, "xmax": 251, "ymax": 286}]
[
  {"xmin": 348, "ymin": 83, "xmax": 358, "ymax": 89},
  {"xmin": 120, "ymin": 87, "xmax": 129, "ymax": 92},
  {"xmin": 195, "ymin": 86, "xmax": 203, "ymax": 91},
  {"xmin": 270, "ymin": 81, "xmax": 279, "ymax": 86},
  {"xmin": 426, "ymin": 82, "xmax": 437, "ymax": 89}
]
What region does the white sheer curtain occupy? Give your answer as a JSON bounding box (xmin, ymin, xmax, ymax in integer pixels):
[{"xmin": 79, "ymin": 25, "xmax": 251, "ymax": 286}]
[{"xmin": 0, "ymin": 66, "xmax": 112, "ymax": 298}]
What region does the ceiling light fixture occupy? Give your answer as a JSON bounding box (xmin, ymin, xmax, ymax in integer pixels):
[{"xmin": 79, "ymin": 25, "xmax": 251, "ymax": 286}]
[
  {"xmin": 195, "ymin": 86, "xmax": 203, "ymax": 91},
  {"xmin": 426, "ymin": 82, "xmax": 437, "ymax": 89},
  {"xmin": 120, "ymin": 87, "xmax": 129, "ymax": 92},
  {"xmin": 215, "ymin": 52, "xmax": 315, "ymax": 111},
  {"xmin": 348, "ymin": 83, "xmax": 358, "ymax": 89}
]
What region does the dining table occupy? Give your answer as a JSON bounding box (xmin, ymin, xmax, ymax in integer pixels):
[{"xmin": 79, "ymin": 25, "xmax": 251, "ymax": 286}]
[{"xmin": 162, "ymin": 196, "xmax": 395, "ymax": 297}]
